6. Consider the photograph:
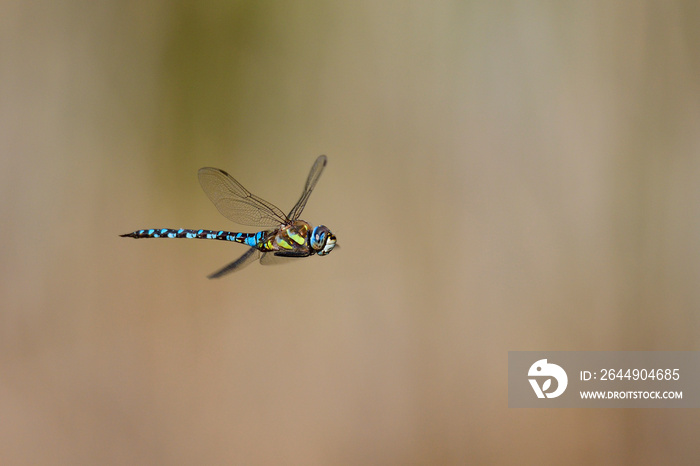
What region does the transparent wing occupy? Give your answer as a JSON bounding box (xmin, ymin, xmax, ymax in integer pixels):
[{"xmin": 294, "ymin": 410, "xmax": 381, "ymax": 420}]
[
  {"xmin": 287, "ymin": 155, "xmax": 327, "ymax": 221},
  {"xmin": 198, "ymin": 167, "xmax": 288, "ymax": 228},
  {"xmin": 208, "ymin": 248, "xmax": 262, "ymax": 279}
]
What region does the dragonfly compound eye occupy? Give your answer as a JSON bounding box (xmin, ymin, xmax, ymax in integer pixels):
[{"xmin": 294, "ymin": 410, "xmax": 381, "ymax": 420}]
[{"xmin": 311, "ymin": 225, "xmax": 336, "ymax": 256}]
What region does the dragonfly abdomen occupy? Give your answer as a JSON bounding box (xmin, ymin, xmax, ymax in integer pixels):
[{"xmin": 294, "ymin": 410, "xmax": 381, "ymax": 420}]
[{"xmin": 121, "ymin": 228, "xmax": 263, "ymax": 247}]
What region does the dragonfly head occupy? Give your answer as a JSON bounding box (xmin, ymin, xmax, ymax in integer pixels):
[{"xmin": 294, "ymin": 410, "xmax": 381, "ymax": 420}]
[{"xmin": 310, "ymin": 225, "xmax": 336, "ymax": 256}]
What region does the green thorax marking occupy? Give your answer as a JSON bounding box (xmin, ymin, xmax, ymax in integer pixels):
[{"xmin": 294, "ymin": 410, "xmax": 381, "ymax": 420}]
[{"xmin": 267, "ymin": 221, "xmax": 310, "ymax": 252}]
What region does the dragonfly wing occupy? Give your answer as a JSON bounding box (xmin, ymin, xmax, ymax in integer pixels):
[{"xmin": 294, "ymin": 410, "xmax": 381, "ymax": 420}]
[
  {"xmin": 198, "ymin": 167, "xmax": 288, "ymax": 228},
  {"xmin": 207, "ymin": 247, "xmax": 261, "ymax": 279},
  {"xmin": 287, "ymin": 155, "xmax": 327, "ymax": 221}
]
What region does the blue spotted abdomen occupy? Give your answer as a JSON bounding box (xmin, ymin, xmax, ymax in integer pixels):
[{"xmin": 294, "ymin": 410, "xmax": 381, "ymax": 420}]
[{"xmin": 121, "ymin": 228, "xmax": 265, "ymax": 248}]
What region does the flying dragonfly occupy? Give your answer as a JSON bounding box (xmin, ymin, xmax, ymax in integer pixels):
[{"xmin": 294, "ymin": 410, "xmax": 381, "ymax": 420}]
[{"xmin": 121, "ymin": 155, "xmax": 337, "ymax": 278}]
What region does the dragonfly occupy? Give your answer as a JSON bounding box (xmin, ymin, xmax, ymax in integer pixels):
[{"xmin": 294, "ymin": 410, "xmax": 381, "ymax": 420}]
[{"xmin": 121, "ymin": 155, "xmax": 337, "ymax": 278}]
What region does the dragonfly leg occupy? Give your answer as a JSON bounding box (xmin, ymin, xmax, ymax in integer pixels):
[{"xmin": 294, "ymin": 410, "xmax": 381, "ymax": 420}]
[{"xmin": 273, "ymin": 251, "xmax": 311, "ymax": 258}]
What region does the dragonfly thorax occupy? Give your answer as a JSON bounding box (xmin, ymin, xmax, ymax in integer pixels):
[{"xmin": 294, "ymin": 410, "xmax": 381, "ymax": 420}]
[{"xmin": 310, "ymin": 225, "xmax": 336, "ymax": 256}]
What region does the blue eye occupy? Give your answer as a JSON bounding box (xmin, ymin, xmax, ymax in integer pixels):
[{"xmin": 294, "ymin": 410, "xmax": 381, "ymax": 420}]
[{"xmin": 310, "ymin": 225, "xmax": 336, "ymax": 255}]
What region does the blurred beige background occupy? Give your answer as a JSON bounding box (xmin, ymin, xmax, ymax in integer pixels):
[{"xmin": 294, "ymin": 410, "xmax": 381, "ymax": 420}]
[{"xmin": 1, "ymin": 1, "xmax": 699, "ymax": 464}]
